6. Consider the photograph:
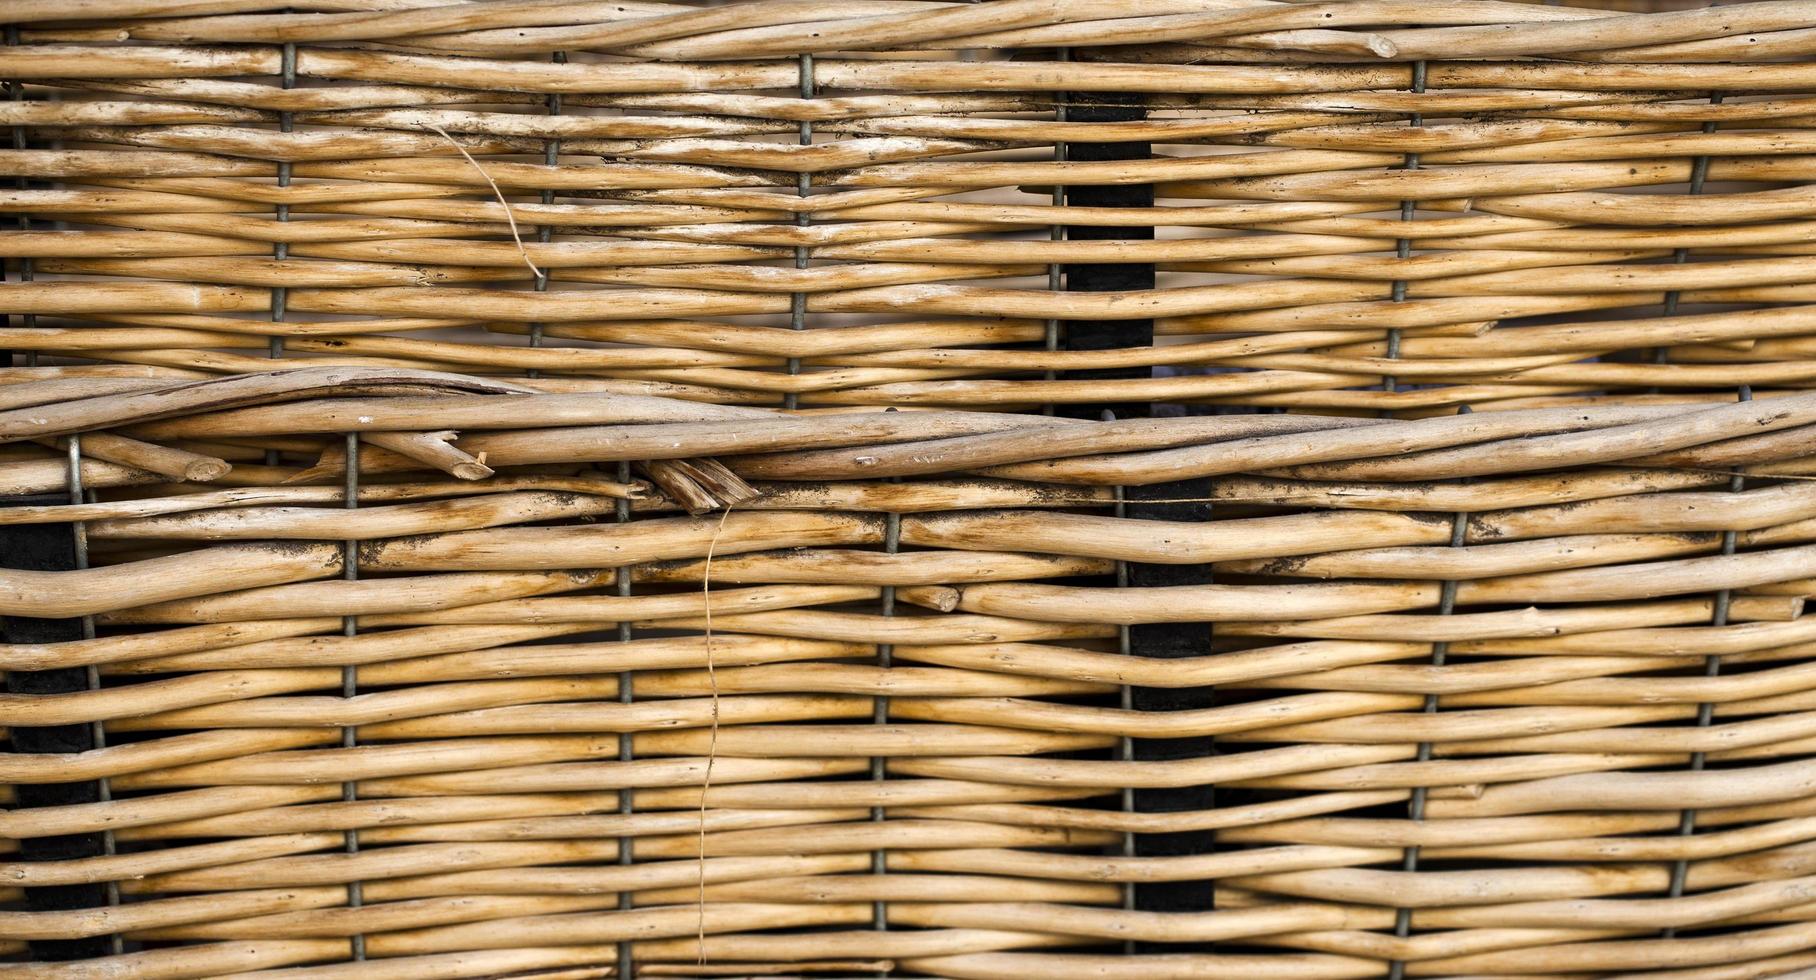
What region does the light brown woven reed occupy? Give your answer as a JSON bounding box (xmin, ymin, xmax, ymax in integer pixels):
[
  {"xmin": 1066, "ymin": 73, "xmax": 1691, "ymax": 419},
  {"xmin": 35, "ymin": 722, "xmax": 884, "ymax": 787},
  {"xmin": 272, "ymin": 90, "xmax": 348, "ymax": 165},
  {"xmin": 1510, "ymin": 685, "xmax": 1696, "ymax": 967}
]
[
  {"xmin": 8, "ymin": 1, "xmax": 1816, "ymax": 978},
  {"xmin": 4, "ymin": 0, "xmax": 1816, "ymax": 411},
  {"xmin": 1, "ymin": 369, "xmax": 1816, "ymax": 977}
]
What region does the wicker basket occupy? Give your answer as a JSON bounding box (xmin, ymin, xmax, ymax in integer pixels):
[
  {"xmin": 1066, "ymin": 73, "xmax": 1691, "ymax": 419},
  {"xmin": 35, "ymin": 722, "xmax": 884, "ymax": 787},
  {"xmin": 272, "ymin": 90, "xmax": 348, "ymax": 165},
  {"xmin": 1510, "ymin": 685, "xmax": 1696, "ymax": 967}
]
[{"xmin": 7, "ymin": 1, "xmax": 1816, "ymax": 977}]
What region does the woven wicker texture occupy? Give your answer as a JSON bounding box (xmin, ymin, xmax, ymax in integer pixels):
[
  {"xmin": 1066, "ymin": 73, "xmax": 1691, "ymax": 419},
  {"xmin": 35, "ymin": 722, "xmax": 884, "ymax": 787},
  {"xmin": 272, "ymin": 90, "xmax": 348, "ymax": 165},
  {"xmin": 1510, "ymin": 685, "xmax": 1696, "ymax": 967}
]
[
  {"xmin": 4, "ymin": 0, "xmax": 1816, "ymax": 410},
  {"xmin": 8, "ymin": 0, "xmax": 1816, "ymax": 977},
  {"xmin": 1, "ymin": 369, "xmax": 1815, "ymax": 976}
]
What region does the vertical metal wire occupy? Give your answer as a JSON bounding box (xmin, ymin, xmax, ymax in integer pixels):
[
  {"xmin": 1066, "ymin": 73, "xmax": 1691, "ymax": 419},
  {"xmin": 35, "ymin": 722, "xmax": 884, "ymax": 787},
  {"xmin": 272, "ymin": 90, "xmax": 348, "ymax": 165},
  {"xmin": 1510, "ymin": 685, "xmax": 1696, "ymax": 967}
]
[
  {"xmin": 1109, "ymin": 421, "xmax": 1135, "ymax": 951},
  {"xmin": 1387, "ymin": 405, "xmax": 1469, "ymax": 980},
  {"xmin": 65, "ymin": 436, "xmax": 124, "ymax": 956},
  {"xmin": 1657, "ymin": 95, "xmax": 1720, "ymax": 333},
  {"xmin": 340, "ymin": 433, "xmax": 367, "ymax": 961},
  {"xmin": 7, "ymin": 28, "xmax": 37, "ymax": 368},
  {"xmin": 1383, "ymin": 79, "xmax": 1441, "ymax": 971},
  {"xmin": 872, "ymin": 501, "xmax": 900, "ymax": 966},
  {"xmin": 1662, "ymin": 384, "xmax": 1750, "ymax": 935},
  {"xmin": 526, "ymin": 51, "xmax": 565, "ymax": 379},
  {"xmin": 1383, "ymin": 60, "xmax": 1426, "ymax": 398},
  {"xmin": 1042, "ymin": 50, "xmax": 1068, "ymax": 405},
  {"xmin": 616, "ymin": 459, "xmax": 636, "ymax": 980},
  {"xmin": 269, "ymin": 42, "xmax": 295, "ymax": 363},
  {"xmin": 783, "ymin": 54, "xmax": 814, "ymax": 411},
  {"xmin": 1655, "ymin": 105, "xmax": 1730, "ymax": 931}
]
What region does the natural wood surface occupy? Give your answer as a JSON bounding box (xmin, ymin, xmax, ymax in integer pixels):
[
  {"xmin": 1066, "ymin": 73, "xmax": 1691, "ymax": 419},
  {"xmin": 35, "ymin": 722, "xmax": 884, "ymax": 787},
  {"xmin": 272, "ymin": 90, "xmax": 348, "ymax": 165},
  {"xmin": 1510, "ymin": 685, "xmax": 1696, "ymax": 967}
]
[
  {"xmin": 5, "ymin": 0, "xmax": 1816, "ymax": 975},
  {"xmin": 0, "ymin": 362, "xmax": 1812, "ymax": 975}
]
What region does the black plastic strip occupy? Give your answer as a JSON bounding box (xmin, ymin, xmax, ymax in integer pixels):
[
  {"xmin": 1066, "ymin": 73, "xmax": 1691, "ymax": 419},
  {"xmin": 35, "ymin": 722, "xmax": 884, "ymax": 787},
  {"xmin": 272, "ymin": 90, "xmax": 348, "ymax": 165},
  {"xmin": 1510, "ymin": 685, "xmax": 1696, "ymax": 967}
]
[
  {"xmin": 1058, "ymin": 89, "xmax": 1214, "ymax": 925},
  {"xmin": 0, "ymin": 497, "xmax": 113, "ymax": 962},
  {"xmin": 1126, "ymin": 482, "xmax": 1218, "ymax": 934},
  {"xmin": 1061, "ymin": 91, "xmax": 1154, "ymax": 421}
]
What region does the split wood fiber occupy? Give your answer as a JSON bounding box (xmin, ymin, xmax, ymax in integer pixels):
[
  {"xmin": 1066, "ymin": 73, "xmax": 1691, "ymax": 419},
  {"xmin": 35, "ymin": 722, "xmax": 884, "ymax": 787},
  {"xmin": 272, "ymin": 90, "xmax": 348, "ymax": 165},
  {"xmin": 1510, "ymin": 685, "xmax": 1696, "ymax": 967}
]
[
  {"xmin": 0, "ymin": 368, "xmax": 1812, "ymax": 975},
  {"xmin": 7, "ymin": 0, "xmax": 1816, "ymax": 977}
]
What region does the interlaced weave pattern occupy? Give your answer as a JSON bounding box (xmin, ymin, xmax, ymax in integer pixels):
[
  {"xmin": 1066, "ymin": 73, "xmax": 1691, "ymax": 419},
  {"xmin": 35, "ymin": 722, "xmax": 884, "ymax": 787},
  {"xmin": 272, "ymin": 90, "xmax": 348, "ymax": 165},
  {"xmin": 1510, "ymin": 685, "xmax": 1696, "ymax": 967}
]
[
  {"xmin": 7, "ymin": 2, "xmax": 1816, "ymax": 978},
  {"xmin": 4, "ymin": 0, "xmax": 1816, "ymax": 409}
]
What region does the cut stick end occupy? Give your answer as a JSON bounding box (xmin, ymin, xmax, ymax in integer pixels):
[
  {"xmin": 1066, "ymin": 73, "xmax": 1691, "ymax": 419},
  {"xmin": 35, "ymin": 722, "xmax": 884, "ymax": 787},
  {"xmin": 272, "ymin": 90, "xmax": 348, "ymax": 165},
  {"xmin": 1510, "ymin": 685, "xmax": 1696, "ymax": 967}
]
[
  {"xmin": 181, "ymin": 460, "xmax": 233, "ymax": 483},
  {"xmin": 1731, "ymin": 594, "xmax": 1804, "ymax": 622},
  {"xmin": 897, "ymin": 585, "xmax": 961, "ymax": 613}
]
